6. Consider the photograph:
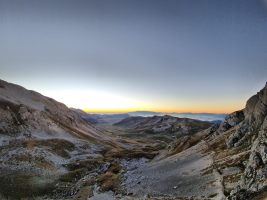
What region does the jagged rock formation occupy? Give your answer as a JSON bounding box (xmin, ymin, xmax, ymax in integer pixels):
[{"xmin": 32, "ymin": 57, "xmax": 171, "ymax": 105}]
[
  {"xmin": 226, "ymin": 83, "xmax": 267, "ymax": 199},
  {"xmin": 191, "ymin": 82, "xmax": 267, "ymax": 199}
]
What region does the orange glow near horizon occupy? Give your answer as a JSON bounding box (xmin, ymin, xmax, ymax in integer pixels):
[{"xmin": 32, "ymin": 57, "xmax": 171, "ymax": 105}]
[
  {"xmin": 41, "ymin": 89, "xmax": 246, "ymax": 115},
  {"xmin": 83, "ymin": 101, "xmax": 245, "ymax": 114},
  {"xmin": 82, "ymin": 109, "xmax": 239, "ymax": 114}
]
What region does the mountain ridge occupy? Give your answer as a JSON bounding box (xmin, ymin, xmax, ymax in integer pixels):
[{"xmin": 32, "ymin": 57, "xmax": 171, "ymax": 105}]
[{"xmin": 1, "ymin": 79, "xmax": 267, "ymax": 199}]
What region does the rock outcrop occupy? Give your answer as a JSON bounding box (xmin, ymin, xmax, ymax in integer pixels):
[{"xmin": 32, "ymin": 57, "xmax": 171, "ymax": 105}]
[{"xmin": 225, "ymin": 82, "xmax": 267, "ymax": 199}]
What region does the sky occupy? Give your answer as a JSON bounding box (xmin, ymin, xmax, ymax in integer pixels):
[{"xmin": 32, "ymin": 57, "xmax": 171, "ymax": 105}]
[{"xmin": 1, "ymin": 0, "xmax": 267, "ymax": 113}]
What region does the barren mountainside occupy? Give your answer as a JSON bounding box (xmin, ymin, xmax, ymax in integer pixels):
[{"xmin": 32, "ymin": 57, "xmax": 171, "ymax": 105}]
[
  {"xmin": 0, "ymin": 79, "xmax": 267, "ymax": 200},
  {"xmin": 115, "ymin": 115, "xmax": 212, "ymax": 135},
  {"xmin": 0, "ymin": 79, "xmax": 120, "ymax": 199}
]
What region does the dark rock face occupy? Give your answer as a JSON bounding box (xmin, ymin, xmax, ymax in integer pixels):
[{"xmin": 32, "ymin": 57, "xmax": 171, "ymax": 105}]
[
  {"xmin": 219, "ymin": 110, "xmax": 244, "ymax": 133},
  {"xmin": 227, "ymin": 83, "xmax": 267, "ymax": 199},
  {"xmin": 244, "ymin": 83, "xmax": 267, "ymax": 125},
  {"xmin": 225, "ymin": 111, "xmax": 245, "ymax": 127}
]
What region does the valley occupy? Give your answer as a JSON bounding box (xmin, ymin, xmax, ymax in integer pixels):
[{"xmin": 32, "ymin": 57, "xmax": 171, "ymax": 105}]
[{"xmin": 0, "ymin": 79, "xmax": 267, "ymax": 200}]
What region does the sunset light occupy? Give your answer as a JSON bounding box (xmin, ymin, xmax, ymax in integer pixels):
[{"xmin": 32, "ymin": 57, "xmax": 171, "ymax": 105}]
[
  {"xmin": 42, "ymin": 89, "xmax": 149, "ymax": 113},
  {"xmin": 1, "ymin": 0, "xmax": 267, "ymax": 199}
]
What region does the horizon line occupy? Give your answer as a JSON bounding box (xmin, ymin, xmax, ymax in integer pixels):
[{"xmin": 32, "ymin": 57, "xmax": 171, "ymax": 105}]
[{"xmin": 82, "ymin": 109, "xmax": 229, "ymax": 115}]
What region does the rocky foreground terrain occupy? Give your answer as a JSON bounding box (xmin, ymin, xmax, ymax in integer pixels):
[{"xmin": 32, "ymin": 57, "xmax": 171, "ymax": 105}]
[
  {"xmin": 0, "ymin": 79, "xmax": 159, "ymax": 199},
  {"xmin": 0, "ymin": 79, "xmax": 267, "ymax": 200}
]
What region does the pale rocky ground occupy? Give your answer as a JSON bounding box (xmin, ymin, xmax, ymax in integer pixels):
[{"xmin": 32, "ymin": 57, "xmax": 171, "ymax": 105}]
[{"xmin": 122, "ymin": 143, "xmax": 224, "ymax": 199}]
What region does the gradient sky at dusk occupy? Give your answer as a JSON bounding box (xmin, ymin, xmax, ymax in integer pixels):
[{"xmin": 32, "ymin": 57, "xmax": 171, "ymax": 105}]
[{"xmin": 1, "ymin": 0, "xmax": 267, "ymax": 113}]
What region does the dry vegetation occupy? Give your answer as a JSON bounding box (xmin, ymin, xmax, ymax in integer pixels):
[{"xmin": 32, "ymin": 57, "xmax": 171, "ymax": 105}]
[
  {"xmin": 73, "ymin": 186, "xmax": 94, "ymax": 200},
  {"xmin": 0, "ymin": 171, "xmax": 55, "ymax": 199},
  {"xmin": 4, "ymin": 138, "xmax": 76, "ymax": 158},
  {"xmin": 104, "ymin": 147, "xmax": 159, "ymax": 160}
]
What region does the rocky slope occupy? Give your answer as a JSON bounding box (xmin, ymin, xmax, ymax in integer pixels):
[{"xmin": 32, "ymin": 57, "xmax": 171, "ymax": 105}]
[
  {"xmin": 0, "ymin": 79, "xmax": 163, "ymax": 200},
  {"xmin": 225, "ymin": 82, "xmax": 267, "ymax": 199},
  {"xmin": 118, "ymin": 83, "xmax": 267, "ymax": 200},
  {"xmin": 1, "ymin": 79, "xmax": 267, "ymax": 200},
  {"xmin": 115, "ymin": 115, "xmax": 212, "ymax": 136},
  {"xmin": 0, "ymin": 79, "xmax": 121, "ymax": 199},
  {"xmin": 0, "ymin": 79, "xmax": 114, "ymax": 142}
]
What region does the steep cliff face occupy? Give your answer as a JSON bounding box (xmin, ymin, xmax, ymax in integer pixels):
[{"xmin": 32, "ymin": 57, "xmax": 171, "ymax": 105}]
[
  {"xmin": 244, "ymin": 83, "xmax": 267, "ymax": 125},
  {"xmin": 225, "ymin": 83, "xmax": 267, "ymax": 199}
]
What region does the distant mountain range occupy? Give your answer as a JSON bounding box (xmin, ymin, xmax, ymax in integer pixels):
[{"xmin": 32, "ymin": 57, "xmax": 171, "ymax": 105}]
[
  {"xmin": 124, "ymin": 111, "xmax": 226, "ymax": 122},
  {"xmin": 114, "ymin": 115, "xmax": 213, "ymax": 137},
  {"xmin": 81, "ymin": 111, "xmax": 227, "ymax": 125}
]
